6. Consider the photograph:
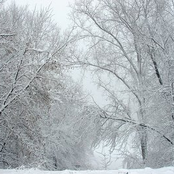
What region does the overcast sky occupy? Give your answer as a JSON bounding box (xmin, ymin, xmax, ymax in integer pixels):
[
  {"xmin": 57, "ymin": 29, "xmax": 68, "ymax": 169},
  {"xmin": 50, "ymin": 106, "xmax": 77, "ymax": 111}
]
[{"xmin": 8, "ymin": 0, "xmax": 73, "ymax": 29}]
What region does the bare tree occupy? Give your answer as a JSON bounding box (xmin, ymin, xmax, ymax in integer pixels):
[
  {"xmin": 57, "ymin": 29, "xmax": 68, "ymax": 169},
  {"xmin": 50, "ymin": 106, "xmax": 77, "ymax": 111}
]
[
  {"xmin": 0, "ymin": 2, "xmax": 74, "ymax": 168},
  {"xmin": 71, "ymin": 0, "xmax": 174, "ymax": 168}
]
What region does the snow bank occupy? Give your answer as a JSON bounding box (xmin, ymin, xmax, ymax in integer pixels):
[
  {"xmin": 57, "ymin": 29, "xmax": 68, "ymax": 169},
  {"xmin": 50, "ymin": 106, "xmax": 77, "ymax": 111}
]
[{"xmin": 0, "ymin": 167, "xmax": 174, "ymax": 174}]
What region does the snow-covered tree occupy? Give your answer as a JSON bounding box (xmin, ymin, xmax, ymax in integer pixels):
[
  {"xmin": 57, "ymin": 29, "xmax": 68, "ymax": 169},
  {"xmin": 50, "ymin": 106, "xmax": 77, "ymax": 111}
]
[
  {"xmin": 0, "ymin": 2, "xmax": 99, "ymax": 170},
  {"xmin": 71, "ymin": 0, "xmax": 174, "ymax": 168}
]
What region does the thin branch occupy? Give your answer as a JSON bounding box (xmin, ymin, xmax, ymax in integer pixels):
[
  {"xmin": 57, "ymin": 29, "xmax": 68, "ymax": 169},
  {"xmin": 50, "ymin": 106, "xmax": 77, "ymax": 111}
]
[
  {"xmin": 0, "ymin": 43, "xmax": 68, "ymax": 115},
  {"xmin": 80, "ymin": 61, "xmax": 141, "ymax": 104},
  {"xmin": 100, "ymin": 114, "xmax": 174, "ymax": 145},
  {"xmin": 83, "ymin": 8, "xmax": 138, "ymax": 76}
]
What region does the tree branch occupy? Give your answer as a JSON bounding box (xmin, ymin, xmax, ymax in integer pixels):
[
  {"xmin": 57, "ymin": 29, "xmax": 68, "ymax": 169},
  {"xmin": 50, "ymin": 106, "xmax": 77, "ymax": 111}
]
[{"xmin": 100, "ymin": 114, "xmax": 174, "ymax": 145}]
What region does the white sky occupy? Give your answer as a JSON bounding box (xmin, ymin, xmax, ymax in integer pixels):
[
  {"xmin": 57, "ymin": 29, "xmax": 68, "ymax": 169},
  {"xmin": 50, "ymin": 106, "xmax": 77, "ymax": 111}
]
[{"xmin": 8, "ymin": 0, "xmax": 72, "ymax": 29}]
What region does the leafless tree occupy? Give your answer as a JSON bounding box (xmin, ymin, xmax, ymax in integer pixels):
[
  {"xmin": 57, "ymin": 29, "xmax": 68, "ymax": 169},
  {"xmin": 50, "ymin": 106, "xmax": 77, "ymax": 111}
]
[{"xmin": 71, "ymin": 0, "xmax": 174, "ymax": 167}]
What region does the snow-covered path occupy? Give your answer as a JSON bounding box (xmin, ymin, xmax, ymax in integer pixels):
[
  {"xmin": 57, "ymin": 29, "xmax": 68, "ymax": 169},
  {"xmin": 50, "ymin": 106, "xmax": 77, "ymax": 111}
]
[{"xmin": 0, "ymin": 167, "xmax": 174, "ymax": 174}]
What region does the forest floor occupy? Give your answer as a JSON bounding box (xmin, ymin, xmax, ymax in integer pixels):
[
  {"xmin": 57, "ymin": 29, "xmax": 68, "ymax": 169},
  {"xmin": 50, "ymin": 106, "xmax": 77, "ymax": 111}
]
[{"xmin": 0, "ymin": 167, "xmax": 174, "ymax": 174}]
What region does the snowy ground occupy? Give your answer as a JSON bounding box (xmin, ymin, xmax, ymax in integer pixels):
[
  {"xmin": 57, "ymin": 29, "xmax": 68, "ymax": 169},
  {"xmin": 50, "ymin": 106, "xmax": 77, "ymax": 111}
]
[{"xmin": 0, "ymin": 167, "xmax": 174, "ymax": 174}]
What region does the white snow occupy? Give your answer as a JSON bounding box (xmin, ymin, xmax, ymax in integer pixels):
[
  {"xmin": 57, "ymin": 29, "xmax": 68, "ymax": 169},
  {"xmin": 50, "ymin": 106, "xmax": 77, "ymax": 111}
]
[{"xmin": 0, "ymin": 167, "xmax": 174, "ymax": 174}]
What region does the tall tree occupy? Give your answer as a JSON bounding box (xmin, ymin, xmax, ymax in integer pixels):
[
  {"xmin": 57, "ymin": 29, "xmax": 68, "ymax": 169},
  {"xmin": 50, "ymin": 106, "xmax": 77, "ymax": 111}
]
[
  {"xmin": 71, "ymin": 0, "xmax": 174, "ymax": 168},
  {"xmin": 0, "ymin": 2, "xmax": 99, "ymax": 169}
]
